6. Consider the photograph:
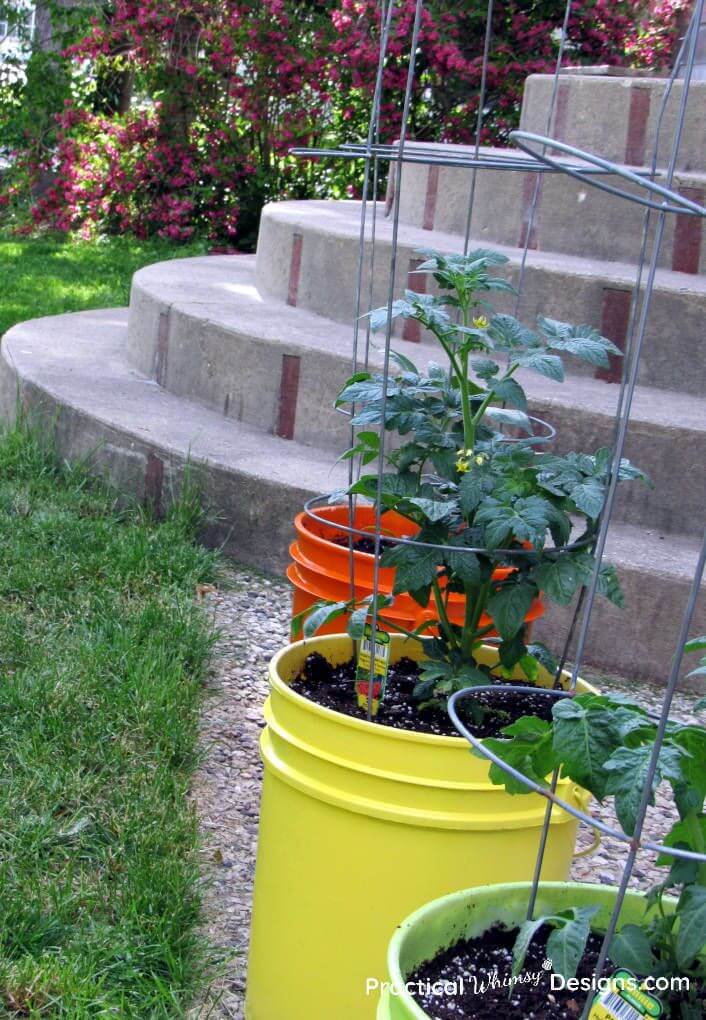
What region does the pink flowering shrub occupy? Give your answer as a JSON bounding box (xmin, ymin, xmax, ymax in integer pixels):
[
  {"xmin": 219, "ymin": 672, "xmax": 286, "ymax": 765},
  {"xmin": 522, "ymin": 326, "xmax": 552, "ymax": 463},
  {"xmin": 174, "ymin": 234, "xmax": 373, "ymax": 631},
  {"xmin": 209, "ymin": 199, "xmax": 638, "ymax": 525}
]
[
  {"xmin": 626, "ymin": 1, "xmax": 692, "ymax": 68},
  {"xmin": 0, "ymin": 1, "xmax": 689, "ymax": 246}
]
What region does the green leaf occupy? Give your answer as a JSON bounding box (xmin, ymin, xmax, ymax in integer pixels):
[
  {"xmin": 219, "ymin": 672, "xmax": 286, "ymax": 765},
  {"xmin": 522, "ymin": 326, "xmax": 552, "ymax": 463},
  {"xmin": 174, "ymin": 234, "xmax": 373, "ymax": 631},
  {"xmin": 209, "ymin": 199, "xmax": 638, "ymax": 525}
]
[
  {"xmin": 516, "ymin": 349, "xmax": 565, "ymax": 382},
  {"xmin": 512, "ymin": 917, "xmax": 548, "ymax": 977},
  {"xmin": 476, "ymin": 496, "xmax": 552, "ymax": 549},
  {"xmin": 676, "ymin": 885, "xmax": 706, "ymax": 966},
  {"xmin": 551, "ymin": 698, "xmax": 624, "ymax": 800},
  {"xmin": 443, "ymin": 544, "xmax": 481, "ymax": 588},
  {"xmin": 483, "ymin": 407, "xmax": 532, "ymax": 433},
  {"xmin": 459, "ymin": 473, "xmax": 484, "ymax": 515},
  {"xmin": 349, "ymin": 472, "xmax": 418, "ymax": 504},
  {"xmin": 539, "ymin": 318, "xmax": 622, "ymax": 368},
  {"xmin": 405, "ymin": 497, "xmax": 454, "ymax": 523},
  {"xmin": 685, "ymin": 636, "xmax": 706, "ymax": 654},
  {"xmin": 389, "ymin": 349, "xmax": 420, "ymax": 374},
  {"xmin": 526, "ymin": 642, "xmax": 558, "ymax": 677},
  {"xmin": 381, "ymin": 543, "xmax": 439, "ymax": 597},
  {"xmin": 301, "ymin": 600, "xmax": 349, "ymax": 639},
  {"xmin": 535, "ymin": 557, "xmax": 585, "ymax": 606},
  {"xmin": 471, "ymin": 358, "xmax": 499, "ymax": 380},
  {"xmin": 546, "ymin": 907, "xmax": 598, "ymax": 979},
  {"xmin": 570, "ymin": 476, "xmax": 606, "ymax": 519},
  {"xmin": 547, "ymin": 336, "xmax": 614, "ymax": 368},
  {"xmin": 488, "ymin": 314, "xmax": 539, "ymax": 351},
  {"xmin": 499, "ymin": 629, "xmax": 528, "ymax": 671},
  {"xmin": 596, "ymin": 563, "xmax": 625, "ymax": 608},
  {"xmin": 491, "ymin": 377, "xmax": 528, "ymax": 411},
  {"xmin": 482, "ymin": 731, "xmax": 556, "ymax": 794},
  {"xmin": 656, "ymin": 817, "xmax": 706, "ymax": 865},
  {"xmin": 487, "ymin": 584, "xmax": 536, "ymax": 641},
  {"xmin": 604, "ymin": 743, "xmax": 688, "ymax": 835},
  {"xmin": 348, "ymin": 594, "xmax": 394, "ymax": 640},
  {"xmin": 609, "ymin": 924, "xmax": 657, "ymax": 975}
]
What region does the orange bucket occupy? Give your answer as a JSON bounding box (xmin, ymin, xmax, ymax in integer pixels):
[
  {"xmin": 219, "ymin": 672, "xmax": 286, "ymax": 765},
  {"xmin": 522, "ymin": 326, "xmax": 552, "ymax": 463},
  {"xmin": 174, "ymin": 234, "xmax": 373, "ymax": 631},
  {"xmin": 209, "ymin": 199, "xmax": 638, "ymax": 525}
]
[{"xmin": 289, "ymin": 506, "xmax": 544, "ymax": 640}]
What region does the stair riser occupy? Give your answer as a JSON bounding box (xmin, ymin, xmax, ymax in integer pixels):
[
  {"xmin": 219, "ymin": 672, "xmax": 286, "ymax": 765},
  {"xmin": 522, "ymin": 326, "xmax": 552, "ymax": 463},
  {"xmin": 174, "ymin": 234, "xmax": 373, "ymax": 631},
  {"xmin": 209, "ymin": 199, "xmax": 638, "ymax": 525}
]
[
  {"xmin": 255, "ymin": 208, "xmax": 706, "ymax": 396},
  {"xmin": 2, "ymin": 344, "xmax": 703, "ymax": 687},
  {"xmin": 395, "ymin": 157, "xmax": 706, "ymax": 274},
  {"xmin": 125, "ymin": 285, "xmax": 704, "ymax": 537},
  {"xmin": 0, "ymin": 364, "xmax": 318, "ymax": 577},
  {"xmin": 521, "ymin": 74, "xmax": 706, "ymax": 174},
  {"xmin": 535, "ymin": 566, "xmax": 706, "ymax": 687}
]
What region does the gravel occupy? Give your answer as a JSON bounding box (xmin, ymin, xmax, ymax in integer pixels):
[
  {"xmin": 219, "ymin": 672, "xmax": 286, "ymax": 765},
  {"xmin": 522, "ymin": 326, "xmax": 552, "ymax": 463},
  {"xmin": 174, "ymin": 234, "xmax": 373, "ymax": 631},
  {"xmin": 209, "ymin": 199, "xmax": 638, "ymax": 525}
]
[{"xmin": 188, "ymin": 563, "xmax": 704, "ymax": 1018}]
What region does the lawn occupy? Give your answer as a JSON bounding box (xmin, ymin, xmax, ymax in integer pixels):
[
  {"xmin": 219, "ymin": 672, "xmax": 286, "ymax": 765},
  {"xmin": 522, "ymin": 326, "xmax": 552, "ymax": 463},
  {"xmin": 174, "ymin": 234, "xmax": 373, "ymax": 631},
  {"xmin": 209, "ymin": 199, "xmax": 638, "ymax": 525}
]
[
  {"xmin": 0, "ymin": 233, "xmax": 206, "ymax": 338},
  {"xmin": 0, "ymin": 422, "xmax": 219, "ymax": 1017}
]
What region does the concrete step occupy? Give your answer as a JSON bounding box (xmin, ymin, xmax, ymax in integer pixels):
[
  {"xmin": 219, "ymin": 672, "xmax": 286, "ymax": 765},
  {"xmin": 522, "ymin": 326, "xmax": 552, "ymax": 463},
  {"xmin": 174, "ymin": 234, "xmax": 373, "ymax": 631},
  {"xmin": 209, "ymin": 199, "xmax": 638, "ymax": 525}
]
[
  {"xmin": 255, "ymin": 199, "xmax": 706, "ymax": 396},
  {"xmin": 125, "ymin": 255, "xmax": 706, "ymax": 539},
  {"xmin": 0, "ymin": 307, "xmax": 348, "ymax": 575},
  {"xmin": 520, "ymin": 72, "xmax": 706, "ymax": 174},
  {"xmin": 392, "ymin": 141, "xmax": 706, "ymax": 273},
  {"xmin": 0, "ymin": 305, "xmax": 703, "ymax": 685}
]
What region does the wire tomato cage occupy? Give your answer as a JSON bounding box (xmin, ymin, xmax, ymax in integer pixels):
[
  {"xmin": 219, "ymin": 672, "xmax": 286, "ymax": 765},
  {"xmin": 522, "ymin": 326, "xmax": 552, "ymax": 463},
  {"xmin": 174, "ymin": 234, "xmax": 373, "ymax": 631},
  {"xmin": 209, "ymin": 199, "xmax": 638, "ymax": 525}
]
[{"xmin": 291, "ymin": 2, "xmax": 706, "ymax": 1014}]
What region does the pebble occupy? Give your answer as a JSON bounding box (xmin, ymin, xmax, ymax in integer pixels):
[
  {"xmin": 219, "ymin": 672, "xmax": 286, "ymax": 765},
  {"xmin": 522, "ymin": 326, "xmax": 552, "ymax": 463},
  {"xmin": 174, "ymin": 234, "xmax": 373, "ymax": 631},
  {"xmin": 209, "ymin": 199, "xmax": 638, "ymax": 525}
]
[{"xmin": 188, "ymin": 563, "xmax": 703, "ymax": 1018}]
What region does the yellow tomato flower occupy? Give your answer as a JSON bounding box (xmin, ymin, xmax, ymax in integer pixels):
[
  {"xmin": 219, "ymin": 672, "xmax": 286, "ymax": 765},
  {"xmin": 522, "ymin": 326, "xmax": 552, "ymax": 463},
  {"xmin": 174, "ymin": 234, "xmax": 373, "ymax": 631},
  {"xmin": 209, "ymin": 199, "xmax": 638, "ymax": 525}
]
[{"xmin": 473, "ymin": 315, "xmax": 490, "ymax": 329}]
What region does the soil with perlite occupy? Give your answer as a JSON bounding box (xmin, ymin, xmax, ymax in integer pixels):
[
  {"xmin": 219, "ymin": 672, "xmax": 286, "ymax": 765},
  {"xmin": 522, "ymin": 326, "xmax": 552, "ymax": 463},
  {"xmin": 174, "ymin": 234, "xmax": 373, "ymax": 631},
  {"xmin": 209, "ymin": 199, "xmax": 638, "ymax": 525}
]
[
  {"xmin": 190, "ymin": 565, "xmax": 704, "ymax": 1019},
  {"xmin": 409, "ymin": 925, "xmax": 612, "ymax": 1019},
  {"xmin": 409, "ymin": 923, "xmax": 703, "ymax": 1019}
]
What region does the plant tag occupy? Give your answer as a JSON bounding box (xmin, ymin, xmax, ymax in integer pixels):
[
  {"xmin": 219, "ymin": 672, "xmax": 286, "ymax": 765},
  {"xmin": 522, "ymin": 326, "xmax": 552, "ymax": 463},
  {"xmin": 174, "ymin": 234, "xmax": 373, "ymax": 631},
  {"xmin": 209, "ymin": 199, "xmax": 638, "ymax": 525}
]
[
  {"xmin": 589, "ymin": 969, "xmax": 663, "ymax": 1020},
  {"xmin": 355, "ymin": 625, "xmax": 390, "ymax": 716}
]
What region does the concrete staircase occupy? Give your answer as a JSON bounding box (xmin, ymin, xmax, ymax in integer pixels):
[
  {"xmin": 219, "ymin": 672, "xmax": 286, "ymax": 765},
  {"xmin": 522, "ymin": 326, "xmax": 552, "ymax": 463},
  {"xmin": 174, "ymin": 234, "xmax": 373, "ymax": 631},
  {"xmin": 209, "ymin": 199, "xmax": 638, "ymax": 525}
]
[{"xmin": 1, "ymin": 71, "xmax": 704, "ymax": 683}]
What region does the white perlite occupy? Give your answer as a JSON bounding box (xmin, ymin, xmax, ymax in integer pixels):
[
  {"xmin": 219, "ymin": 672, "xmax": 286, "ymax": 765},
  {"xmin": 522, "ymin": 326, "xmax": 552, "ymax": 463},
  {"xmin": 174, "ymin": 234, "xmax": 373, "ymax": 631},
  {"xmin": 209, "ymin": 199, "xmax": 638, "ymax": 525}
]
[{"xmin": 190, "ymin": 564, "xmax": 703, "ymax": 1018}]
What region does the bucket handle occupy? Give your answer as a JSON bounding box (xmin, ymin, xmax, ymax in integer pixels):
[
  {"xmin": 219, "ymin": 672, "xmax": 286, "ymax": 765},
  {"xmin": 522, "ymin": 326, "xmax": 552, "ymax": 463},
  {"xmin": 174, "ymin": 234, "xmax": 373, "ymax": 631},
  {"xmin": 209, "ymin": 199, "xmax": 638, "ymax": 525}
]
[{"xmin": 573, "ymin": 827, "xmax": 602, "ymax": 859}]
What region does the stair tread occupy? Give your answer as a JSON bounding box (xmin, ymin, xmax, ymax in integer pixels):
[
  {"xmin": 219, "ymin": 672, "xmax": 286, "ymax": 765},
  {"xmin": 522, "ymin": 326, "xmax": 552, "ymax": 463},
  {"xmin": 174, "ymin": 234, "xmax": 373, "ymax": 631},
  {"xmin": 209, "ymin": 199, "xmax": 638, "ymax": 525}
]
[
  {"xmin": 131, "ymin": 254, "xmax": 706, "ymax": 435},
  {"xmin": 265, "ymin": 198, "xmax": 706, "ymax": 296},
  {"xmin": 3, "ymin": 308, "xmax": 349, "ymax": 491},
  {"xmin": 3, "ymin": 305, "xmax": 703, "ymax": 578}
]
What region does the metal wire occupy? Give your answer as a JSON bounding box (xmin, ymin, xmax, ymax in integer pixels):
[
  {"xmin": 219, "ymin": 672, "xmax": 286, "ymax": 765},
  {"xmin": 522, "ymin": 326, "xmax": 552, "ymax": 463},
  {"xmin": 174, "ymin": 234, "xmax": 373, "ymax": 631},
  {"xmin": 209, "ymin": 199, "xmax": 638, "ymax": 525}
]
[
  {"xmin": 303, "ymin": 493, "xmax": 596, "ymax": 559},
  {"xmin": 448, "ymin": 674, "xmax": 706, "ymax": 866},
  {"xmin": 512, "ymin": 0, "xmax": 576, "ymax": 320},
  {"xmin": 291, "ymin": 142, "xmax": 632, "ymax": 175},
  {"xmin": 510, "ymin": 132, "xmax": 706, "ymax": 215},
  {"xmin": 520, "ymin": 10, "xmax": 706, "ymax": 927},
  {"xmin": 346, "ymin": 0, "xmax": 396, "ymax": 605},
  {"xmin": 365, "ymin": 0, "xmax": 426, "ymax": 722},
  {"xmin": 292, "ymin": 0, "xmax": 706, "ymax": 1007}
]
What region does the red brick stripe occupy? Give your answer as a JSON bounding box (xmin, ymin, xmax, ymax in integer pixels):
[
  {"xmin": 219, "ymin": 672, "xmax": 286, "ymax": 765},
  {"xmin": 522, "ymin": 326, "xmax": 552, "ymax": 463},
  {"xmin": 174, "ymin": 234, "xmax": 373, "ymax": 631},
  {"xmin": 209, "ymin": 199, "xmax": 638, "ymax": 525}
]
[
  {"xmin": 154, "ymin": 311, "xmax": 169, "ymax": 386},
  {"xmin": 672, "ymin": 187, "xmax": 704, "ymax": 275},
  {"xmin": 287, "ymin": 233, "xmax": 303, "ymax": 307},
  {"xmin": 625, "ymin": 88, "xmax": 651, "ymax": 166},
  {"xmin": 276, "ymin": 354, "xmax": 301, "ymax": 439},
  {"xmin": 552, "ymin": 81, "xmax": 570, "ymax": 144},
  {"xmin": 519, "ymin": 173, "xmax": 542, "ymax": 250},
  {"xmin": 423, "ymin": 165, "xmax": 440, "ymax": 230},
  {"xmin": 144, "ymin": 453, "xmax": 164, "ymax": 514},
  {"xmin": 402, "ymin": 259, "xmax": 426, "ymax": 343},
  {"xmin": 597, "ymin": 288, "xmax": 631, "ymax": 384}
]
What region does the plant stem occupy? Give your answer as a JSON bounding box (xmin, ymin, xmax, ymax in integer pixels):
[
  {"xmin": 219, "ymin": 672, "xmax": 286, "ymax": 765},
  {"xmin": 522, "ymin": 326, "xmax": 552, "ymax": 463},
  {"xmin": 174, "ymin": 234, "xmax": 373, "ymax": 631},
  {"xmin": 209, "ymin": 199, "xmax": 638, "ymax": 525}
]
[
  {"xmin": 431, "ymin": 577, "xmax": 458, "ymax": 650},
  {"xmin": 463, "ymin": 578, "xmax": 493, "ymax": 658}
]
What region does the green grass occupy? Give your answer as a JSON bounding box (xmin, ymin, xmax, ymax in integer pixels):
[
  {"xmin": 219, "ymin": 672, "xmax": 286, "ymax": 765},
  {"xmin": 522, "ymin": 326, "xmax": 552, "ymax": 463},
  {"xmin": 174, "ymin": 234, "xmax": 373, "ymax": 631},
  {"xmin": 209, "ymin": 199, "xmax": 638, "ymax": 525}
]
[
  {"xmin": 0, "ymin": 421, "xmax": 219, "ymax": 1017},
  {"xmin": 0, "ymin": 234, "xmax": 207, "ymax": 338}
]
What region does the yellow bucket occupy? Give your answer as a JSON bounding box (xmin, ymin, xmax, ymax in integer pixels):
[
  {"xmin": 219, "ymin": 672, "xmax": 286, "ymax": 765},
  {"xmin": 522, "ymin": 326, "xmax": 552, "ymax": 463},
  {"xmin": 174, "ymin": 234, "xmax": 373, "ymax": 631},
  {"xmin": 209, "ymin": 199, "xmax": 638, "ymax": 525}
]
[{"xmin": 245, "ymin": 635, "xmax": 596, "ymax": 1020}]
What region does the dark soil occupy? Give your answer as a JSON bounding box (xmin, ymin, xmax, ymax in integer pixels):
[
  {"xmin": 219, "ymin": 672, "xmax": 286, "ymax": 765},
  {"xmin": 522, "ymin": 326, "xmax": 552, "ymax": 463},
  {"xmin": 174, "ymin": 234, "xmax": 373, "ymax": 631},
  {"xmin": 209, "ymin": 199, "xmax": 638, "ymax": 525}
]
[
  {"xmin": 290, "ymin": 653, "xmax": 557, "ymax": 738},
  {"xmin": 331, "ymin": 533, "xmax": 395, "ymax": 555},
  {"xmin": 408, "ymin": 923, "xmax": 702, "ymax": 1019},
  {"xmin": 408, "ymin": 924, "xmax": 611, "ymax": 1019}
]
